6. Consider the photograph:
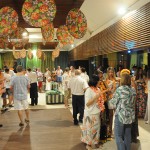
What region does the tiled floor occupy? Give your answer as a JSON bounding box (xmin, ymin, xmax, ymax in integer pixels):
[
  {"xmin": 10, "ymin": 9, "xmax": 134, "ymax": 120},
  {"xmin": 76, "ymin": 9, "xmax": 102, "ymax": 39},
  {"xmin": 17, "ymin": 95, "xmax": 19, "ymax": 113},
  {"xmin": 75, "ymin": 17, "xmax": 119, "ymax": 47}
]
[{"xmin": 2, "ymin": 92, "xmax": 150, "ymax": 150}]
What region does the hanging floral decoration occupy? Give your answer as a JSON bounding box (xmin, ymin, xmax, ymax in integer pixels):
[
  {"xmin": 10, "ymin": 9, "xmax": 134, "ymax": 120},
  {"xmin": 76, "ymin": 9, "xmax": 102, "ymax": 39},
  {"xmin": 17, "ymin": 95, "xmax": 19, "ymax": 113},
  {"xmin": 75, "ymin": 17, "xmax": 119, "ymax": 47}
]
[
  {"xmin": 0, "ymin": 7, "xmax": 18, "ymax": 37},
  {"xmin": 36, "ymin": 48, "xmax": 43, "ymax": 59},
  {"xmin": 20, "ymin": 48, "xmax": 26, "ymax": 58},
  {"xmin": 9, "ymin": 27, "xmax": 29, "ymax": 48},
  {"xmin": 57, "ymin": 42, "xmax": 63, "ymax": 49},
  {"xmin": 22, "ymin": 0, "xmax": 56, "ymax": 27},
  {"xmin": 13, "ymin": 51, "xmax": 21, "ymax": 59},
  {"xmin": 52, "ymin": 57, "xmax": 55, "ymax": 61},
  {"xmin": 12, "ymin": 46, "xmax": 19, "ymax": 59},
  {"xmin": 0, "ymin": 37, "xmax": 8, "ymax": 49},
  {"xmin": 41, "ymin": 23, "xmax": 54, "ymax": 42},
  {"xmin": 52, "ymin": 43, "xmax": 62, "ymax": 61},
  {"xmin": 56, "ymin": 25, "xmax": 74, "ymax": 46},
  {"xmin": 66, "ymin": 8, "xmax": 87, "ymax": 39},
  {"xmin": 28, "ymin": 49, "xmax": 33, "ymax": 59},
  {"xmin": 12, "ymin": 46, "xmax": 15, "ymax": 55},
  {"xmin": 42, "ymin": 52, "xmax": 46, "ymax": 60},
  {"xmin": 52, "ymin": 47, "xmax": 60, "ymax": 61}
]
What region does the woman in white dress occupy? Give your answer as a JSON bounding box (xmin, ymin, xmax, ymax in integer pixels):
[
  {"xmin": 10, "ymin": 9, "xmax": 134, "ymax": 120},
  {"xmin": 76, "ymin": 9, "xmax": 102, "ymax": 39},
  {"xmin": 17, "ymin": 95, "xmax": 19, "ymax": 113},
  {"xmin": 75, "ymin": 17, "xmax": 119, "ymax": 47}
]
[
  {"xmin": 44, "ymin": 68, "xmax": 51, "ymax": 91},
  {"xmin": 81, "ymin": 75, "xmax": 103, "ymax": 150}
]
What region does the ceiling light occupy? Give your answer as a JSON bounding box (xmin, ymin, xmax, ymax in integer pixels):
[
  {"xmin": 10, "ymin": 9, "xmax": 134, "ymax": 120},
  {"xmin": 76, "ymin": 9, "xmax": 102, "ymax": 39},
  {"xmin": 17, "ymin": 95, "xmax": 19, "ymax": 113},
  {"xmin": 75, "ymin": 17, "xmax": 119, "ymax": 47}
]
[
  {"xmin": 71, "ymin": 44, "xmax": 74, "ymax": 48},
  {"xmin": 22, "ymin": 32, "xmax": 28, "ymax": 37},
  {"xmin": 118, "ymin": 7, "xmax": 126, "ymax": 15},
  {"xmin": 122, "ymin": 10, "xmax": 137, "ymax": 19},
  {"xmin": 29, "ymin": 34, "xmax": 41, "ymax": 39},
  {"xmin": 128, "ymin": 50, "xmax": 131, "ymax": 54}
]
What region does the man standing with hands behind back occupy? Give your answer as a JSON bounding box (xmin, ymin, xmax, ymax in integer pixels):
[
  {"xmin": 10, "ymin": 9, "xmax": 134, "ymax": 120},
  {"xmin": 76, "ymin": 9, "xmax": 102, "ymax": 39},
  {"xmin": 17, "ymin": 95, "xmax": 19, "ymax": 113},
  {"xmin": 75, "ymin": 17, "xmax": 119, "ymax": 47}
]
[{"xmin": 69, "ymin": 69, "xmax": 88, "ymax": 125}]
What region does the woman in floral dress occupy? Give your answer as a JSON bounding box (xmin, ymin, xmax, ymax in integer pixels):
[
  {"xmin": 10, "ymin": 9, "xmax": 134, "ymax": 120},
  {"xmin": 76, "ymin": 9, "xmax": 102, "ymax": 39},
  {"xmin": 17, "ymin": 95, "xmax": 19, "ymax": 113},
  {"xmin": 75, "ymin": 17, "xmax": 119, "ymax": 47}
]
[
  {"xmin": 135, "ymin": 67, "xmax": 147, "ymax": 118},
  {"xmin": 81, "ymin": 75, "xmax": 103, "ymax": 150},
  {"xmin": 97, "ymin": 70, "xmax": 109, "ymax": 143}
]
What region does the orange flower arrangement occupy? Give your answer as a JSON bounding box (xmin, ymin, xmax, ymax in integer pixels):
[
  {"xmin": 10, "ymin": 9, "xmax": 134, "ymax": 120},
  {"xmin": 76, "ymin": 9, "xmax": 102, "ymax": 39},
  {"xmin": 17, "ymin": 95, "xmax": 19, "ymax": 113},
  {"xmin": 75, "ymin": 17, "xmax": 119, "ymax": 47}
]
[
  {"xmin": 40, "ymin": 5, "xmax": 49, "ymax": 13},
  {"xmin": 11, "ymin": 11, "xmax": 17, "ymax": 18},
  {"xmin": 41, "ymin": 19, "xmax": 49, "ymax": 26},
  {"xmin": 24, "ymin": 2, "xmax": 32, "ymax": 9},
  {"xmin": 1, "ymin": 19, "xmax": 7, "ymax": 25},
  {"xmin": 11, "ymin": 22, "xmax": 17, "ymax": 30},
  {"xmin": 31, "ymin": 12, "xmax": 40, "ymax": 20},
  {"xmin": 2, "ymin": 7, "xmax": 9, "ymax": 13}
]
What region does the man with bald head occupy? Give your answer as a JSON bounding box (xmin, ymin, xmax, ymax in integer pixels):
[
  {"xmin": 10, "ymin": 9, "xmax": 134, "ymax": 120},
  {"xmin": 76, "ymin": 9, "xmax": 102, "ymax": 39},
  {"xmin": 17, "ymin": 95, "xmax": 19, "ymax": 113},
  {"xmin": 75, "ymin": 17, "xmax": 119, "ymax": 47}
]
[{"xmin": 69, "ymin": 69, "xmax": 88, "ymax": 125}]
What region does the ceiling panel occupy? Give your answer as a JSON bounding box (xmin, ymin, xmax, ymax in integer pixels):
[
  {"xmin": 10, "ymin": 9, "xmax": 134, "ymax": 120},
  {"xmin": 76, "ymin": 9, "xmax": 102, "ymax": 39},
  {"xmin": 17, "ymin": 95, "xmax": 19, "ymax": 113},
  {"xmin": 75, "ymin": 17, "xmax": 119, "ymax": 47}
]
[{"xmin": 81, "ymin": 0, "xmax": 139, "ymax": 32}]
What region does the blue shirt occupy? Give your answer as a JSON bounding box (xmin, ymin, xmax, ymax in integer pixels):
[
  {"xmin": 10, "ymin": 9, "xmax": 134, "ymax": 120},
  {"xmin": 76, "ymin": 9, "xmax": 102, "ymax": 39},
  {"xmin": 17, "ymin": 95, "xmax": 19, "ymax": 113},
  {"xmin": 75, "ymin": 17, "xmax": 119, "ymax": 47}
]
[{"xmin": 10, "ymin": 75, "xmax": 29, "ymax": 100}]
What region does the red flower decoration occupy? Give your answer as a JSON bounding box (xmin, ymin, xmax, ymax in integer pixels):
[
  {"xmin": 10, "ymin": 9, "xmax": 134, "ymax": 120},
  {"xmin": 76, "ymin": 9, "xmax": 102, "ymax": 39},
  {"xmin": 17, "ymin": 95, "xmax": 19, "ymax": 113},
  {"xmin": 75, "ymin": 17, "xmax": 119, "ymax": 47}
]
[
  {"xmin": 10, "ymin": 27, "xmax": 29, "ymax": 48},
  {"xmin": 41, "ymin": 23, "xmax": 54, "ymax": 42},
  {"xmin": 66, "ymin": 8, "xmax": 87, "ymax": 39},
  {"xmin": 56, "ymin": 25, "xmax": 74, "ymax": 46},
  {"xmin": 0, "ymin": 7, "xmax": 18, "ymax": 37},
  {"xmin": 22, "ymin": 0, "xmax": 56, "ymax": 27}
]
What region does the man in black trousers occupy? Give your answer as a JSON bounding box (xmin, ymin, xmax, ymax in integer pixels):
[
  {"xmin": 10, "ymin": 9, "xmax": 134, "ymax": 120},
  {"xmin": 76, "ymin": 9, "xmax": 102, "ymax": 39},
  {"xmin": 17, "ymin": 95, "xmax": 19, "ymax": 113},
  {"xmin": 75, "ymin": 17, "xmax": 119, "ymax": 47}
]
[
  {"xmin": 69, "ymin": 69, "xmax": 88, "ymax": 125},
  {"xmin": 27, "ymin": 68, "xmax": 38, "ymax": 106}
]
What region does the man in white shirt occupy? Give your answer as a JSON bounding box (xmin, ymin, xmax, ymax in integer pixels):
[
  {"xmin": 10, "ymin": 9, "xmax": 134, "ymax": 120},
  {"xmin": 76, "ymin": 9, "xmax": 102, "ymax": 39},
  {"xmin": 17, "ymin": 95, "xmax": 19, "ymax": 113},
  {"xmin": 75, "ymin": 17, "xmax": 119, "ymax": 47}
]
[
  {"xmin": 80, "ymin": 67, "xmax": 89, "ymax": 83},
  {"xmin": 9, "ymin": 69, "xmax": 15, "ymax": 77},
  {"xmin": 69, "ymin": 69, "xmax": 89, "ymax": 125},
  {"xmin": 69, "ymin": 66, "xmax": 75, "ymax": 77},
  {"xmin": 27, "ymin": 68, "xmax": 38, "ymax": 106},
  {"xmin": 1, "ymin": 68, "xmax": 13, "ymax": 111}
]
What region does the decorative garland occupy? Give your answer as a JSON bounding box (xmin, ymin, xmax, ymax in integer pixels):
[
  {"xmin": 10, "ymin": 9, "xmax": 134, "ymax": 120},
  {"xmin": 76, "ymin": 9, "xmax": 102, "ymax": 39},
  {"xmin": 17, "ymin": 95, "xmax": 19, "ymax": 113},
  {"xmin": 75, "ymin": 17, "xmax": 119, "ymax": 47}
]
[
  {"xmin": 56, "ymin": 25, "xmax": 74, "ymax": 46},
  {"xmin": 22, "ymin": 0, "xmax": 56, "ymax": 27},
  {"xmin": 0, "ymin": 7, "xmax": 18, "ymax": 37},
  {"xmin": 41, "ymin": 23, "xmax": 54, "ymax": 42},
  {"xmin": 10, "ymin": 27, "xmax": 29, "ymax": 48},
  {"xmin": 66, "ymin": 8, "xmax": 87, "ymax": 39},
  {"xmin": 28, "ymin": 49, "xmax": 33, "ymax": 59}
]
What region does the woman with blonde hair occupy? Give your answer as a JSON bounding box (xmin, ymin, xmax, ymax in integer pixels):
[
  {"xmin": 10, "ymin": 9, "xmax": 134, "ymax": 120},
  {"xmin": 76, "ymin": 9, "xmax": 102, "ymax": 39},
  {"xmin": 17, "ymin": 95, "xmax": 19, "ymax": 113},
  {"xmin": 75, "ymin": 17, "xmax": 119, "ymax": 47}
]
[
  {"xmin": 105, "ymin": 67, "xmax": 116, "ymax": 140},
  {"xmin": 110, "ymin": 73, "xmax": 136, "ymax": 150},
  {"xmin": 120, "ymin": 69, "xmax": 139, "ymax": 143}
]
